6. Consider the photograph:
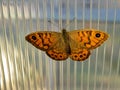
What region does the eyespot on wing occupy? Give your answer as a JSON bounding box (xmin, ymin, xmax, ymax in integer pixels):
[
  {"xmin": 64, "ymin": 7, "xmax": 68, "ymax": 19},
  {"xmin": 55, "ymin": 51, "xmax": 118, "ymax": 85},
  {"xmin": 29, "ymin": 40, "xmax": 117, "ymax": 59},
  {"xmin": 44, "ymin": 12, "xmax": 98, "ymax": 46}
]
[
  {"xmin": 69, "ymin": 49, "xmax": 91, "ymax": 61},
  {"xmin": 25, "ymin": 31, "xmax": 61, "ymax": 51}
]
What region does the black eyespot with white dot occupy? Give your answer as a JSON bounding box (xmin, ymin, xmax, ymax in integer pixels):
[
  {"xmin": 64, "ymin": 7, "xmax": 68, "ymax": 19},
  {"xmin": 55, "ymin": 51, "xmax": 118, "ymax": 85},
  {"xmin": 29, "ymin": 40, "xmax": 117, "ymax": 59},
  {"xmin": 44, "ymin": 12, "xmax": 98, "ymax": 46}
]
[
  {"xmin": 51, "ymin": 54, "xmax": 54, "ymax": 56},
  {"xmin": 83, "ymin": 53, "xmax": 86, "ymax": 56},
  {"xmin": 32, "ymin": 36, "xmax": 36, "ymax": 40},
  {"xmin": 95, "ymin": 33, "xmax": 101, "ymax": 38},
  {"xmin": 74, "ymin": 55, "xmax": 77, "ymax": 58},
  {"xmin": 60, "ymin": 55, "xmax": 62, "ymax": 58},
  {"xmin": 80, "ymin": 55, "xmax": 83, "ymax": 58},
  {"xmin": 55, "ymin": 55, "xmax": 57, "ymax": 58}
]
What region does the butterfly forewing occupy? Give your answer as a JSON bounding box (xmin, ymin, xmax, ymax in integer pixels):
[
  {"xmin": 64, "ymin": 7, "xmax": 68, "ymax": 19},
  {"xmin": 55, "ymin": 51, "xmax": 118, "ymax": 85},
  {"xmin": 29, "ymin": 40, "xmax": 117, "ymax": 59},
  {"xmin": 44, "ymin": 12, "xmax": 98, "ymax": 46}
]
[
  {"xmin": 68, "ymin": 29, "xmax": 109, "ymax": 50},
  {"xmin": 25, "ymin": 31, "xmax": 61, "ymax": 51}
]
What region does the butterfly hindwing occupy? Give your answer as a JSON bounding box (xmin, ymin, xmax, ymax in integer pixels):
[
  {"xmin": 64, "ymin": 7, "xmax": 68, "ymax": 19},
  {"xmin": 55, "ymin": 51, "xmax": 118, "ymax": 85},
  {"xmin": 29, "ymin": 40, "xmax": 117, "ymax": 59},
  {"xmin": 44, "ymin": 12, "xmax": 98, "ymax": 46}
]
[
  {"xmin": 69, "ymin": 49, "xmax": 91, "ymax": 61},
  {"xmin": 46, "ymin": 49, "xmax": 68, "ymax": 60},
  {"xmin": 46, "ymin": 38, "xmax": 69, "ymax": 60}
]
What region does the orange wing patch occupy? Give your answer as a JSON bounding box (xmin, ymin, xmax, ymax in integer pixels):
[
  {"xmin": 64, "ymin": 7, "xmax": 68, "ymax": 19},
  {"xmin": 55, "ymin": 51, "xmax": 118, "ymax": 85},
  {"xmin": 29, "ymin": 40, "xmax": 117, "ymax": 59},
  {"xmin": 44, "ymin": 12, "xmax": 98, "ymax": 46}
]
[
  {"xmin": 25, "ymin": 32, "xmax": 60, "ymax": 51},
  {"xmin": 69, "ymin": 49, "xmax": 91, "ymax": 61},
  {"xmin": 46, "ymin": 49, "xmax": 68, "ymax": 60}
]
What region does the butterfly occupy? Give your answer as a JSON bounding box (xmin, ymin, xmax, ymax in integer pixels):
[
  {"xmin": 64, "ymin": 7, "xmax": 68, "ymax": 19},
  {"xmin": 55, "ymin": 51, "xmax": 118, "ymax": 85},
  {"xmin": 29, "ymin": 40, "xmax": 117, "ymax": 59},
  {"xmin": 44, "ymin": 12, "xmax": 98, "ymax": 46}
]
[{"xmin": 25, "ymin": 29, "xmax": 109, "ymax": 61}]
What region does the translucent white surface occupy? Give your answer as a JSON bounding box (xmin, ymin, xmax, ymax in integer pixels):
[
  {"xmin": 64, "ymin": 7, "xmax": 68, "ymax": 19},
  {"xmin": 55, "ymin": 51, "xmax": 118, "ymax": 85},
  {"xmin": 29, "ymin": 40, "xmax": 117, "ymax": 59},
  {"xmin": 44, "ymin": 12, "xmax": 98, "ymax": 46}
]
[{"xmin": 0, "ymin": 0, "xmax": 120, "ymax": 90}]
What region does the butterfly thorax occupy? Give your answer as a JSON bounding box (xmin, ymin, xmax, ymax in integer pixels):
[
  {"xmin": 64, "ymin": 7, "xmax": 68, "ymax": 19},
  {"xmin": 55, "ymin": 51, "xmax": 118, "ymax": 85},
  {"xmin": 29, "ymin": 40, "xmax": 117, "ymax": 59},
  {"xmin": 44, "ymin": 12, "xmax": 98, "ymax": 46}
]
[{"xmin": 62, "ymin": 29, "xmax": 71, "ymax": 54}]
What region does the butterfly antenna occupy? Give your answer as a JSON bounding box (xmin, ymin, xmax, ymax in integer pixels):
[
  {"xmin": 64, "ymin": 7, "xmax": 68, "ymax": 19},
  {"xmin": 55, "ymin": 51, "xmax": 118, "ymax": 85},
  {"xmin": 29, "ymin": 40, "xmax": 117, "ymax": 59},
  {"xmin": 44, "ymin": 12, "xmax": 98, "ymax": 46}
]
[
  {"xmin": 65, "ymin": 17, "xmax": 78, "ymax": 30},
  {"xmin": 47, "ymin": 17, "xmax": 62, "ymax": 31},
  {"xmin": 48, "ymin": 20, "xmax": 59, "ymax": 27}
]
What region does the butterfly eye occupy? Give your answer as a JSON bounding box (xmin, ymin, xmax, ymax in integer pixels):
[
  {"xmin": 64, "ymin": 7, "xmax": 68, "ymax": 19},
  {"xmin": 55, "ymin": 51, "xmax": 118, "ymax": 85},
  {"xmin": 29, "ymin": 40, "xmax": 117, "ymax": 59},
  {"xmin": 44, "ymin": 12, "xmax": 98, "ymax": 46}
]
[
  {"xmin": 31, "ymin": 36, "xmax": 37, "ymax": 40},
  {"xmin": 95, "ymin": 33, "xmax": 101, "ymax": 38}
]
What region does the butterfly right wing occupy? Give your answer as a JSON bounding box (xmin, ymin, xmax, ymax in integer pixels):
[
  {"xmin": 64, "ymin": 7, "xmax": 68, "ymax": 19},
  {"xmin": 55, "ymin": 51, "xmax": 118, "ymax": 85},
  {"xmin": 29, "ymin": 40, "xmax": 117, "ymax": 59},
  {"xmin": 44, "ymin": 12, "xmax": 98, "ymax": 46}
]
[
  {"xmin": 68, "ymin": 29, "xmax": 108, "ymax": 61},
  {"xmin": 69, "ymin": 49, "xmax": 91, "ymax": 61},
  {"xmin": 67, "ymin": 34, "xmax": 91, "ymax": 61},
  {"xmin": 68, "ymin": 29, "xmax": 109, "ymax": 50}
]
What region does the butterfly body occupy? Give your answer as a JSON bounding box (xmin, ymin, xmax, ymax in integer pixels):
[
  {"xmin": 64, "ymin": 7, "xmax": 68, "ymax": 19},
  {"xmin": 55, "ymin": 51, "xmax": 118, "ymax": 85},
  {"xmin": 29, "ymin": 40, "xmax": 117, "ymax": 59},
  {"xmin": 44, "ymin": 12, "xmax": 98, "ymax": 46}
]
[
  {"xmin": 25, "ymin": 29, "xmax": 109, "ymax": 61},
  {"xmin": 61, "ymin": 29, "xmax": 71, "ymax": 54}
]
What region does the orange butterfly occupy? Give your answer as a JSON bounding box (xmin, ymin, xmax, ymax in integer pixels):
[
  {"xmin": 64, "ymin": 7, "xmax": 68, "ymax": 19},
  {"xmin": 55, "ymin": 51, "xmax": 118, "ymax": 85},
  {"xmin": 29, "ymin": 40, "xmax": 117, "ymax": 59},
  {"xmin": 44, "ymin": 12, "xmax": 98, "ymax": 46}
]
[{"xmin": 25, "ymin": 29, "xmax": 109, "ymax": 61}]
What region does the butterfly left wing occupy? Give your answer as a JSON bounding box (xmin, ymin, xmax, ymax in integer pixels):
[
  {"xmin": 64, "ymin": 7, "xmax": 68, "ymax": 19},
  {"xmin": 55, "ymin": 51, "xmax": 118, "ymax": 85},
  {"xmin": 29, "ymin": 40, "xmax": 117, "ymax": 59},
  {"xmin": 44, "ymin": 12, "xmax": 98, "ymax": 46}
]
[
  {"xmin": 68, "ymin": 29, "xmax": 109, "ymax": 50},
  {"xmin": 46, "ymin": 37, "xmax": 69, "ymax": 60},
  {"xmin": 25, "ymin": 31, "xmax": 69, "ymax": 60},
  {"xmin": 25, "ymin": 31, "xmax": 61, "ymax": 51}
]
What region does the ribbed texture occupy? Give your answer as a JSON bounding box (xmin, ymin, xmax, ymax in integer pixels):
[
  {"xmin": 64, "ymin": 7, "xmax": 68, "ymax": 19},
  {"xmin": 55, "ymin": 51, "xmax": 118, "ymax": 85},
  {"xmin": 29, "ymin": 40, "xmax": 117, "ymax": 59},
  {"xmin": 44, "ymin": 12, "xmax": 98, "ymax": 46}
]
[{"xmin": 0, "ymin": 0, "xmax": 120, "ymax": 90}]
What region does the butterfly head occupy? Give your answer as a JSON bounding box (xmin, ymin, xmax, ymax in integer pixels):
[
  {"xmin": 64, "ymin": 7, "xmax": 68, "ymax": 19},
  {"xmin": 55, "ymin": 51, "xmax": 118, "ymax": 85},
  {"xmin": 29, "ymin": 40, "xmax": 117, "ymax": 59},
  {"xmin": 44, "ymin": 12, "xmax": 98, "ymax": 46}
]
[{"xmin": 62, "ymin": 28, "xmax": 67, "ymax": 33}]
